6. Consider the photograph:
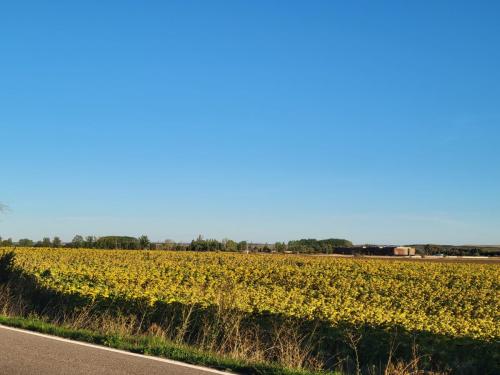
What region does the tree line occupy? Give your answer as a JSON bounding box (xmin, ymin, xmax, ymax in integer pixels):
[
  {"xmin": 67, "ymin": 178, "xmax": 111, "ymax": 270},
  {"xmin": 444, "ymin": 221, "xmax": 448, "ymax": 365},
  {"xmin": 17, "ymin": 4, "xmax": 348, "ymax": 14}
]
[
  {"xmin": 0, "ymin": 235, "xmax": 355, "ymax": 253},
  {"xmin": 288, "ymin": 238, "xmax": 353, "ymax": 253},
  {"xmin": 415, "ymin": 244, "xmax": 500, "ymax": 257},
  {"xmin": 0, "ymin": 235, "xmax": 151, "ymax": 250},
  {"xmin": 3, "ymin": 235, "xmax": 498, "ymax": 256}
]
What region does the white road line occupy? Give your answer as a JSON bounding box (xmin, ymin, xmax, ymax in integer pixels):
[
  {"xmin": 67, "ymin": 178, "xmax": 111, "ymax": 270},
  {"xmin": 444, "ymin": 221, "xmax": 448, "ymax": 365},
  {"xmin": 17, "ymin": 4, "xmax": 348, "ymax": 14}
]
[{"xmin": 0, "ymin": 324, "xmax": 233, "ymax": 374}]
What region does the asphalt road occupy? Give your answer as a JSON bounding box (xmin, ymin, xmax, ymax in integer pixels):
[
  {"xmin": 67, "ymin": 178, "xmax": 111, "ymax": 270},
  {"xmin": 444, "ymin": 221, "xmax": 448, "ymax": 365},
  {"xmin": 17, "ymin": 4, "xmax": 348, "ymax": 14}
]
[{"xmin": 0, "ymin": 325, "xmax": 231, "ymax": 375}]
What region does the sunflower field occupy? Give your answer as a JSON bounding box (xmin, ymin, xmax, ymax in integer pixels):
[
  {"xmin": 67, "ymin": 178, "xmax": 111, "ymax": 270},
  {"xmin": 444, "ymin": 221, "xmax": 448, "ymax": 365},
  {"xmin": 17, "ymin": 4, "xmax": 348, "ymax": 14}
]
[
  {"xmin": 1, "ymin": 247, "xmax": 499, "ymax": 372},
  {"xmin": 2, "ymin": 247, "xmax": 498, "ymax": 340}
]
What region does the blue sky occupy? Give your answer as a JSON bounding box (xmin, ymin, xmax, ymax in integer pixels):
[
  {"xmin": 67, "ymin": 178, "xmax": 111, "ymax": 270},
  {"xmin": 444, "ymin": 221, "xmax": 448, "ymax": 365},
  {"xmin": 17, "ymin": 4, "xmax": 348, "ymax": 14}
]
[{"xmin": 1, "ymin": 1, "xmax": 499, "ymax": 244}]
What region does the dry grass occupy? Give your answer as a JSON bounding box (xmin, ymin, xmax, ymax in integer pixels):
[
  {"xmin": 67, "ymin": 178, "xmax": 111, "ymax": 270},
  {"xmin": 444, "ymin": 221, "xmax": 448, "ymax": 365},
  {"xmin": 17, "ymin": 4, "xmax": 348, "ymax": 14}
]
[{"xmin": 0, "ymin": 280, "xmax": 450, "ymax": 375}]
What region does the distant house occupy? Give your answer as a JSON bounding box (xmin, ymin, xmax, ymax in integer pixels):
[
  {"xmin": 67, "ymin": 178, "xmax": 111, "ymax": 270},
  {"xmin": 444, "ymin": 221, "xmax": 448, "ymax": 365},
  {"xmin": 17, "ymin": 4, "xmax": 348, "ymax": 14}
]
[{"xmin": 393, "ymin": 246, "xmax": 416, "ymax": 256}]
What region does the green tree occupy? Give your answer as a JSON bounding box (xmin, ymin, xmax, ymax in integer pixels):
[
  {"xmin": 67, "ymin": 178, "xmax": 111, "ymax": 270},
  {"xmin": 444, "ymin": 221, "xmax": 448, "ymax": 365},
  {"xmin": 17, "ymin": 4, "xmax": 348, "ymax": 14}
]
[
  {"xmin": 225, "ymin": 239, "xmax": 238, "ymax": 252},
  {"xmin": 139, "ymin": 235, "xmax": 150, "ymax": 249},
  {"xmin": 288, "ymin": 238, "xmax": 353, "ymax": 254},
  {"xmin": 18, "ymin": 238, "xmax": 34, "ymax": 247},
  {"xmin": 96, "ymin": 236, "xmax": 139, "ymax": 250},
  {"xmin": 1, "ymin": 238, "xmax": 13, "ymax": 247},
  {"xmin": 41, "ymin": 237, "xmax": 52, "ymax": 247},
  {"xmin": 53, "ymin": 236, "xmax": 62, "ymax": 248},
  {"xmin": 72, "ymin": 235, "xmax": 84, "ymax": 248},
  {"xmin": 85, "ymin": 236, "xmax": 96, "ymax": 248},
  {"xmin": 237, "ymin": 241, "xmax": 248, "ymax": 252},
  {"xmin": 189, "ymin": 237, "xmax": 224, "ymax": 251},
  {"xmin": 274, "ymin": 242, "xmax": 287, "ymax": 252}
]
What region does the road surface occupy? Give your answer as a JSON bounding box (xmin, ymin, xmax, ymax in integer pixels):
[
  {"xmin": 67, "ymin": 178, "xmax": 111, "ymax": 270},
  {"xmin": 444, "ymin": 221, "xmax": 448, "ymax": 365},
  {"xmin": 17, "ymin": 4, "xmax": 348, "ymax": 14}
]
[{"xmin": 0, "ymin": 324, "xmax": 232, "ymax": 375}]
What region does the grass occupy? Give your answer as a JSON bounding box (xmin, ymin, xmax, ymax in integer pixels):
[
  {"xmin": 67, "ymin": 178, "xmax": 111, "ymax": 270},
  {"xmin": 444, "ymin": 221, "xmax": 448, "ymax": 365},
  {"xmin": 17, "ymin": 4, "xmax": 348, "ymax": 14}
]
[{"xmin": 0, "ymin": 314, "xmax": 326, "ymax": 375}]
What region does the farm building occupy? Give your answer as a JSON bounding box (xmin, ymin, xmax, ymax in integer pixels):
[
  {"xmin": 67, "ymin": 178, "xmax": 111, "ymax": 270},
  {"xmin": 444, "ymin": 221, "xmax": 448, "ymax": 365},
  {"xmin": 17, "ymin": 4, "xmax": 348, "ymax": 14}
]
[
  {"xmin": 393, "ymin": 246, "xmax": 416, "ymax": 256},
  {"xmin": 334, "ymin": 246, "xmax": 416, "ymax": 256}
]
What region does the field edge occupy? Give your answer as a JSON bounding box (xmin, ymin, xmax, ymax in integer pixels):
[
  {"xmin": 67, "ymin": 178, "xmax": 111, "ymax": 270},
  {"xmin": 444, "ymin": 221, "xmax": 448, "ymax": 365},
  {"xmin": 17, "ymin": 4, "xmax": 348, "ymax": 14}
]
[{"xmin": 0, "ymin": 314, "xmax": 330, "ymax": 375}]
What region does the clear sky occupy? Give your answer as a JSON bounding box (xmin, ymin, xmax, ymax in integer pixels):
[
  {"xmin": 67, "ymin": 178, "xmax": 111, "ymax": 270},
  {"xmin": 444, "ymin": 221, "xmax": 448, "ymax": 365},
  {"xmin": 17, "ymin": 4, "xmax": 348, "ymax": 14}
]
[{"xmin": 1, "ymin": 1, "xmax": 499, "ymax": 244}]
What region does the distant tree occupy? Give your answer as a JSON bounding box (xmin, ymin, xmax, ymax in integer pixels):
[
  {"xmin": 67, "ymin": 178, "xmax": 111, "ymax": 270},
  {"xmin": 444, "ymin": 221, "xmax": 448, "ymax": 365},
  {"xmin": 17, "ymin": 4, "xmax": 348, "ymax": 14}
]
[
  {"xmin": 163, "ymin": 239, "xmax": 175, "ymax": 250},
  {"xmin": 139, "ymin": 235, "xmax": 150, "ymax": 249},
  {"xmin": 189, "ymin": 237, "xmax": 224, "ymax": 251},
  {"xmin": 208, "ymin": 239, "xmax": 222, "ymax": 251},
  {"xmin": 224, "ymin": 239, "xmax": 238, "ymax": 252},
  {"xmin": 96, "ymin": 236, "xmax": 140, "ymax": 250},
  {"xmin": 262, "ymin": 243, "xmax": 272, "ymax": 253},
  {"xmin": 288, "ymin": 238, "xmax": 353, "ymax": 254},
  {"xmin": 237, "ymin": 241, "xmax": 248, "ymax": 252},
  {"xmin": 190, "ymin": 238, "xmax": 206, "ymax": 251},
  {"xmin": 53, "ymin": 236, "xmax": 62, "ymax": 248},
  {"xmin": 18, "ymin": 238, "xmax": 34, "ymax": 247},
  {"xmin": 274, "ymin": 242, "xmax": 287, "ymax": 252},
  {"xmin": 72, "ymin": 235, "xmax": 85, "ymax": 248},
  {"xmin": 85, "ymin": 236, "xmax": 96, "ymax": 248},
  {"xmin": 42, "ymin": 237, "xmax": 52, "ymax": 247},
  {"xmin": 423, "ymin": 244, "xmax": 442, "ymax": 255},
  {"xmin": 1, "ymin": 238, "xmax": 13, "ymax": 247},
  {"xmin": 173, "ymin": 243, "xmax": 188, "ymax": 251}
]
